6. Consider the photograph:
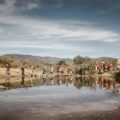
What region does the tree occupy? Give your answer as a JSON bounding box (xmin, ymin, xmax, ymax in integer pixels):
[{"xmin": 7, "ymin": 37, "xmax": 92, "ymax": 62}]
[
  {"xmin": 115, "ymin": 71, "xmax": 120, "ymax": 83},
  {"xmin": 57, "ymin": 59, "xmax": 66, "ymax": 65},
  {"xmin": 73, "ymin": 55, "xmax": 85, "ymax": 65}
]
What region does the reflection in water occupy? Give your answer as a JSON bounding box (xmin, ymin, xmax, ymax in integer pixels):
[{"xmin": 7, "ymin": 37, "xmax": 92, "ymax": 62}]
[
  {"xmin": 0, "ymin": 74, "xmax": 120, "ymax": 100},
  {"xmin": 0, "ymin": 75, "xmax": 120, "ymax": 120},
  {"xmin": 5, "ymin": 76, "xmax": 10, "ymax": 90},
  {"xmin": 21, "ymin": 76, "xmax": 25, "ymax": 86},
  {"xmin": 0, "ymin": 75, "xmax": 120, "ymax": 95},
  {"xmin": 30, "ymin": 77, "xmax": 33, "ymax": 87},
  {"xmin": 97, "ymin": 77, "xmax": 115, "ymax": 90}
]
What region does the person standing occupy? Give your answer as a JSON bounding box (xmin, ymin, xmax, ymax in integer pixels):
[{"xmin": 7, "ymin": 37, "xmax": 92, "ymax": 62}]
[
  {"xmin": 50, "ymin": 67, "xmax": 54, "ymax": 74},
  {"xmin": 31, "ymin": 65, "xmax": 34, "ymax": 77},
  {"xmin": 97, "ymin": 63, "xmax": 102, "ymax": 74},
  {"xmin": 5, "ymin": 63, "xmax": 10, "ymax": 75},
  {"xmin": 117, "ymin": 58, "xmax": 120, "ymax": 70},
  {"xmin": 21, "ymin": 65, "xmax": 25, "ymax": 77},
  {"xmin": 20, "ymin": 65, "xmax": 25, "ymax": 85},
  {"xmin": 102, "ymin": 61, "xmax": 106, "ymax": 72},
  {"xmin": 43, "ymin": 66, "xmax": 46, "ymax": 74}
]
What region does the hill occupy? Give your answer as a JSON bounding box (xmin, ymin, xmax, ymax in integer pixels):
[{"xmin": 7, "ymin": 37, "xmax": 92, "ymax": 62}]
[{"xmin": 2, "ymin": 54, "xmax": 73, "ymax": 64}]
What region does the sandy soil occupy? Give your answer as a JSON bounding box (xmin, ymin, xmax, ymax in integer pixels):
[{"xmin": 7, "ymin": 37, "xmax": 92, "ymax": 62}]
[
  {"xmin": 0, "ymin": 68, "xmax": 40, "ymax": 83},
  {"xmin": 55, "ymin": 108, "xmax": 120, "ymax": 120},
  {"xmin": 0, "ymin": 67, "xmax": 116, "ymax": 85},
  {"xmin": 102, "ymin": 72, "xmax": 115, "ymax": 77},
  {"xmin": 0, "ymin": 105, "xmax": 120, "ymax": 120}
]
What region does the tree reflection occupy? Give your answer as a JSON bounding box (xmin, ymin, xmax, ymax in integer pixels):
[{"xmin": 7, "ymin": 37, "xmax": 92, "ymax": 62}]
[
  {"xmin": 74, "ymin": 77, "xmax": 83, "ymax": 89},
  {"xmin": 115, "ymin": 71, "xmax": 120, "ymax": 83},
  {"xmin": 73, "ymin": 76, "xmax": 96, "ymax": 89},
  {"xmin": 1, "ymin": 75, "xmax": 120, "ymax": 95}
]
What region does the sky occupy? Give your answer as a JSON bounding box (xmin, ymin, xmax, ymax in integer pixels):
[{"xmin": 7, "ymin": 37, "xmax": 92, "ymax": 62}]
[{"xmin": 0, "ymin": 0, "xmax": 120, "ymax": 58}]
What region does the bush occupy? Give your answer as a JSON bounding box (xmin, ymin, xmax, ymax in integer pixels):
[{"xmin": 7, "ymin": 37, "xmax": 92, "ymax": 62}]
[
  {"xmin": 57, "ymin": 59, "xmax": 66, "ymax": 65},
  {"xmin": 115, "ymin": 71, "xmax": 120, "ymax": 83},
  {"xmin": 73, "ymin": 55, "xmax": 91, "ymax": 65}
]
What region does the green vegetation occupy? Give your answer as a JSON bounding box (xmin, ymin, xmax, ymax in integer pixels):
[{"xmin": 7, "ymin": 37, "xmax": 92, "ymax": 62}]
[
  {"xmin": 0, "ymin": 54, "xmax": 118, "ymax": 71},
  {"xmin": 115, "ymin": 71, "xmax": 120, "ymax": 83},
  {"xmin": 0, "ymin": 56, "xmax": 41, "ymax": 68},
  {"xmin": 57, "ymin": 59, "xmax": 67, "ymax": 65},
  {"xmin": 0, "ymin": 56, "xmax": 15, "ymax": 67},
  {"xmin": 73, "ymin": 55, "xmax": 91, "ymax": 65}
]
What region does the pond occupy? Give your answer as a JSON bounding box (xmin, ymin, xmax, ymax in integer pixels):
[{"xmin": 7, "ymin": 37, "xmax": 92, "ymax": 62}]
[{"xmin": 0, "ymin": 76, "xmax": 120, "ymax": 120}]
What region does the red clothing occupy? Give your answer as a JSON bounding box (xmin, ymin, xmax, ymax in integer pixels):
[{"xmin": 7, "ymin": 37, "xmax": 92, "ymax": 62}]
[
  {"xmin": 97, "ymin": 64, "xmax": 102, "ymax": 73},
  {"xmin": 107, "ymin": 64, "xmax": 112, "ymax": 71}
]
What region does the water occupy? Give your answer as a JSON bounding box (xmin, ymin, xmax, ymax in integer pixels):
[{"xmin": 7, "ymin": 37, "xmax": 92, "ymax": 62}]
[
  {"xmin": 0, "ymin": 76, "xmax": 120, "ymax": 103},
  {"xmin": 0, "ymin": 76, "xmax": 120, "ymax": 120}
]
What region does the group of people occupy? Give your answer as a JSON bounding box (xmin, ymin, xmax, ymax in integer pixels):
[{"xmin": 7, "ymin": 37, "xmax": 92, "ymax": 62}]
[
  {"xmin": 95, "ymin": 62, "xmax": 114, "ymax": 74},
  {"xmin": 5, "ymin": 64, "xmax": 26, "ymax": 77},
  {"xmin": 5, "ymin": 59, "xmax": 120, "ymax": 77},
  {"xmin": 5, "ymin": 64, "xmax": 58, "ymax": 77}
]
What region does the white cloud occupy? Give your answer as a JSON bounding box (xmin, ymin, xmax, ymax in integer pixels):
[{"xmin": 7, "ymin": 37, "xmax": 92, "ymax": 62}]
[
  {"xmin": 0, "ymin": 42, "xmax": 72, "ymax": 50},
  {"xmin": 26, "ymin": 3, "xmax": 39, "ymax": 10},
  {"xmin": 0, "ymin": 0, "xmax": 40, "ymax": 13},
  {"xmin": 17, "ymin": 2, "xmax": 39, "ymax": 11},
  {"xmin": 0, "ymin": 14, "xmax": 120, "ymax": 43},
  {"xmin": 0, "ymin": 13, "xmax": 120, "ymax": 57},
  {"xmin": 0, "ymin": 0, "xmax": 16, "ymax": 13}
]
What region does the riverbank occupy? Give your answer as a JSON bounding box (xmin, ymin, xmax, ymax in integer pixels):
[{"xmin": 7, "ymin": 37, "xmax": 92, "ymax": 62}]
[
  {"xmin": 0, "ymin": 67, "xmax": 116, "ymax": 77},
  {"xmin": 0, "ymin": 98, "xmax": 120, "ymax": 120},
  {"xmin": 54, "ymin": 107, "xmax": 120, "ymax": 120},
  {"xmin": 0, "ymin": 68, "xmax": 41, "ymax": 83},
  {"xmin": 0, "ymin": 107, "xmax": 120, "ymax": 120},
  {"xmin": 0, "ymin": 67, "xmax": 118, "ymax": 85},
  {"xmin": 0, "ymin": 68, "xmax": 40, "ymax": 78}
]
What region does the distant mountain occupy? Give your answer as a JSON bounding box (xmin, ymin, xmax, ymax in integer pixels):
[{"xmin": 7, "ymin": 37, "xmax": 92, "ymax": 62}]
[
  {"xmin": 2, "ymin": 54, "xmax": 73, "ymax": 64},
  {"xmin": 94, "ymin": 57, "xmax": 117, "ymax": 61},
  {"xmin": 1, "ymin": 54, "xmax": 116, "ymax": 65}
]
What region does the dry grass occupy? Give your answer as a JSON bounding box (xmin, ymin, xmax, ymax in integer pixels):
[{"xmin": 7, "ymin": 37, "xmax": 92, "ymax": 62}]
[{"xmin": 0, "ymin": 68, "xmax": 40, "ymax": 83}]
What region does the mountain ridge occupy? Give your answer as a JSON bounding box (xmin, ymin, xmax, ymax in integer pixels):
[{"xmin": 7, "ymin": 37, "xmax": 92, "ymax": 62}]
[{"xmin": 2, "ymin": 54, "xmax": 73, "ymax": 64}]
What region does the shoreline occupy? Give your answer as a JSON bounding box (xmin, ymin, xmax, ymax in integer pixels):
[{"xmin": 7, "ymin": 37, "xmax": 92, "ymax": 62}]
[
  {"xmin": 54, "ymin": 107, "xmax": 120, "ymax": 120},
  {"xmin": 0, "ymin": 102, "xmax": 120, "ymax": 120},
  {"xmin": 0, "ymin": 67, "xmax": 116, "ymax": 78}
]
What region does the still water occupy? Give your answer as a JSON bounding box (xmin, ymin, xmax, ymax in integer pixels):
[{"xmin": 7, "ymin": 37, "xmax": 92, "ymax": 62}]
[{"xmin": 0, "ymin": 76, "xmax": 120, "ymax": 120}]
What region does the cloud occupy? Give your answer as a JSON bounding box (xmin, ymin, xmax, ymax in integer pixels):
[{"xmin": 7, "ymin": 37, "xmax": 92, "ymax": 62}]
[
  {"xmin": 0, "ymin": 0, "xmax": 65, "ymax": 13},
  {"xmin": 1, "ymin": 0, "xmax": 120, "ymax": 14},
  {"xmin": 0, "ymin": 0, "xmax": 16, "ymax": 13},
  {"xmin": 97, "ymin": 0, "xmax": 120, "ymax": 14},
  {"xmin": 0, "ymin": 0, "xmax": 40, "ymax": 13},
  {"xmin": 0, "ymin": 41, "xmax": 72, "ymax": 50},
  {"xmin": 0, "ymin": 0, "xmax": 120, "ymax": 57},
  {"xmin": 0, "ymin": 14, "xmax": 120, "ymax": 43},
  {"xmin": 0, "ymin": 13, "xmax": 119, "ymax": 57},
  {"xmin": 18, "ymin": 2, "xmax": 39, "ymax": 11}
]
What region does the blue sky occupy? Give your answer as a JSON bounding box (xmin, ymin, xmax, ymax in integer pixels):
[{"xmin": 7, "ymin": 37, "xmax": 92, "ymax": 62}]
[{"xmin": 0, "ymin": 0, "xmax": 120, "ymax": 58}]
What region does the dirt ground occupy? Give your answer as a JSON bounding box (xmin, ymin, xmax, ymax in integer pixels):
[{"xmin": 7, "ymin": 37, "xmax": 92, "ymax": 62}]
[
  {"xmin": 58, "ymin": 109, "xmax": 120, "ymax": 120},
  {"xmin": 0, "ymin": 68, "xmax": 40, "ymax": 82},
  {"xmin": 54, "ymin": 108, "xmax": 120, "ymax": 120},
  {"xmin": 0, "ymin": 107, "xmax": 120, "ymax": 120}
]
